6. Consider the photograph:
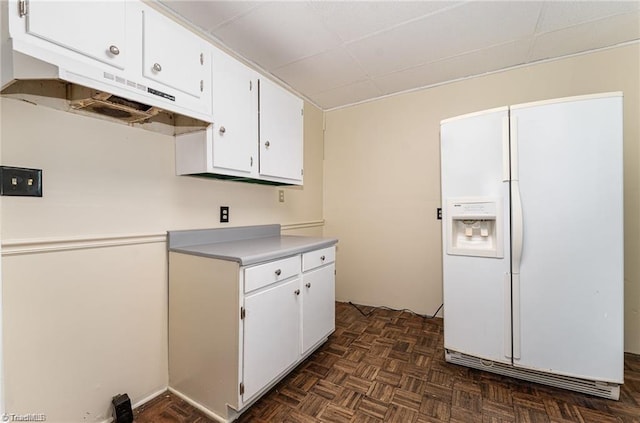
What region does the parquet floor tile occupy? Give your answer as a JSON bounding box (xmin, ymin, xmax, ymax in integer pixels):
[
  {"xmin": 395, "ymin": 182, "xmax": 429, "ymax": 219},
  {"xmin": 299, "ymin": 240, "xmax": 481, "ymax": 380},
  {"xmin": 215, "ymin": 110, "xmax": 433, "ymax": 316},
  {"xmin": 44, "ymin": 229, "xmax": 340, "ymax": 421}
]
[{"xmin": 135, "ymin": 302, "xmax": 640, "ymax": 423}]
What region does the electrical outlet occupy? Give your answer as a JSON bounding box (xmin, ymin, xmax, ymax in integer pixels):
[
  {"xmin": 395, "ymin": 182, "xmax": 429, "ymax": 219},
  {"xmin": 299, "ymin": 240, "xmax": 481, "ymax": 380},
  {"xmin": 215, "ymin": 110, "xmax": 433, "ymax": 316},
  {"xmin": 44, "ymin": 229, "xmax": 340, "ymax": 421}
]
[
  {"xmin": 437, "ymin": 208, "xmax": 442, "ymax": 220},
  {"xmin": 0, "ymin": 166, "xmax": 42, "ymax": 197},
  {"xmin": 220, "ymin": 206, "xmax": 229, "ymax": 223},
  {"xmin": 279, "ymin": 190, "xmax": 285, "ymax": 203}
]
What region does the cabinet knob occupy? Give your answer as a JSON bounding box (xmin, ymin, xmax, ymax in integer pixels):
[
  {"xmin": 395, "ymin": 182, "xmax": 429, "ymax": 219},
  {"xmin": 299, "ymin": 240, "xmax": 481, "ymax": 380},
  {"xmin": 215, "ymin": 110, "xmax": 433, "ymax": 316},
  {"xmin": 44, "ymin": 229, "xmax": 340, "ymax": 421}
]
[
  {"xmin": 153, "ymin": 63, "xmax": 162, "ymax": 72},
  {"xmin": 264, "ymin": 141, "xmax": 270, "ymax": 148},
  {"xmin": 294, "ymin": 289, "xmax": 300, "ymax": 296},
  {"xmin": 109, "ymin": 45, "xmax": 120, "ymax": 56},
  {"xmin": 274, "ymin": 269, "xmax": 281, "ymax": 276},
  {"xmin": 219, "ymin": 126, "xmax": 226, "ymax": 134},
  {"xmin": 320, "ymin": 255, "xmax": 326, "ymax": 261},
  {"xmin": 305, "ymin": 283, "xmax": 311, "ymax": 288}
]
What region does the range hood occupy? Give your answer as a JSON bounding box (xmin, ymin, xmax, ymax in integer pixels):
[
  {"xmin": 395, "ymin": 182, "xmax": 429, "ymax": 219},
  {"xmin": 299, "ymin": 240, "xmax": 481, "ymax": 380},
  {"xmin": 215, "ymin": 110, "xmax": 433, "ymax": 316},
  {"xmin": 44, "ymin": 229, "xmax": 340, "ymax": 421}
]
[{"xmin": 1, "ymin": 51, "xmax": 210, "ymax": 135}]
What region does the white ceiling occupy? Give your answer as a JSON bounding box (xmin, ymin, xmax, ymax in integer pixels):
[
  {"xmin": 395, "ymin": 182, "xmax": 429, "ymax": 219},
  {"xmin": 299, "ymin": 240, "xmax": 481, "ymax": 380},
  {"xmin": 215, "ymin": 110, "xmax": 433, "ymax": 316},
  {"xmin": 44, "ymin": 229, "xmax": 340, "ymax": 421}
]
[{"xmin": 160, "ymin": 1, "xmax": 640, "ymax": 110}]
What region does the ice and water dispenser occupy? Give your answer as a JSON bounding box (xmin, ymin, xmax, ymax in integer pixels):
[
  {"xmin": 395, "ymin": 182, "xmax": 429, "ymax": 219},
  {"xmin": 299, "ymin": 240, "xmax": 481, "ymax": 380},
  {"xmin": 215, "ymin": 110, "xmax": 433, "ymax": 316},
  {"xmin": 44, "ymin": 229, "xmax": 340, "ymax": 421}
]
[{"xmin": 445, "ymin": 198, "xmax": 503, "ymax": 258}]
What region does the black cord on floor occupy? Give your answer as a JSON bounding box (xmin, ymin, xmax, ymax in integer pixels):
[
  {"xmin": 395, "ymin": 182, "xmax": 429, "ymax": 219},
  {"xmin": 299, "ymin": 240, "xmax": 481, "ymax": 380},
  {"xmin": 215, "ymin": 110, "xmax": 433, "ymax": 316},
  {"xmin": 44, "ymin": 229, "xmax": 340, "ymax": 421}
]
[{"xmin": 348, "ymin": 301, "xmax": 443, "ymax": 320}]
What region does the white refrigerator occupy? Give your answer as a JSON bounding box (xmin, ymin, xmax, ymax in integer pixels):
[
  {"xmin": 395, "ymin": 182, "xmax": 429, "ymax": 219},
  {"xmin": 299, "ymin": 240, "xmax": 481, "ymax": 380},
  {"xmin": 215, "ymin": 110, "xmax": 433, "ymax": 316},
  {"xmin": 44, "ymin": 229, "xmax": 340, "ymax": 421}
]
[{"xmin": 440, "ymin": 93, "xmax": 624, "ymax": 399}]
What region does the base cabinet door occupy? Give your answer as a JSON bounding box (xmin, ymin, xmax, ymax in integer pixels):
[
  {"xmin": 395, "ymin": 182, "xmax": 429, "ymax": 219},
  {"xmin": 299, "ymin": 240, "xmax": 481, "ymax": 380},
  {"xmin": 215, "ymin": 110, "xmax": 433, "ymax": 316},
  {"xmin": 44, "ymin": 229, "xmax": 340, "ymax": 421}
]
[
  {"xmin": 302, "ymin": 264, "xmax": 335, "ymax": 354},
  {"xmin": 243, "ymin": 278, "xmax": 301, "ymax": 402}
]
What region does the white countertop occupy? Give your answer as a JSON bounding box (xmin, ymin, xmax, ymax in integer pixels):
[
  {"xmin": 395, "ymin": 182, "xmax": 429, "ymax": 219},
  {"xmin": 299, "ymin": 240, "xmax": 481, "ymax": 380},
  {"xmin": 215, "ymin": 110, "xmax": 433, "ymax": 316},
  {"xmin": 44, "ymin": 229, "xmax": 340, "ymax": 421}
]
[{"xmin": 167, "ymin": 225, "xmax": 337, "ymax": 266}]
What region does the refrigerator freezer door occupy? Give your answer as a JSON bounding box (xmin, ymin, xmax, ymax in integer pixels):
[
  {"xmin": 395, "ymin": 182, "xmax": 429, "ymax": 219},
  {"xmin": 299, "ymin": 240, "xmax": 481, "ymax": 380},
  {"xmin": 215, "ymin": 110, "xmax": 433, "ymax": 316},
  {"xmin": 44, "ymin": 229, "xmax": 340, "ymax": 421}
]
[
  {"xmin": 511, "ymin": 95, "xmax": 624, "ymax": 383},
  {"xmin": 441, "ymin": 107, "xmax": 512, "ymax": 364}
]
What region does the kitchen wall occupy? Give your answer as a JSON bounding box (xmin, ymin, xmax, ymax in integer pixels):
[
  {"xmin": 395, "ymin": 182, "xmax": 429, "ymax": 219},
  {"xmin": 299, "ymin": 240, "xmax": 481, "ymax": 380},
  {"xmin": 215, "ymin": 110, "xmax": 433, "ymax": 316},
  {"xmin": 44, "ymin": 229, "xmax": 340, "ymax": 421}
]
[
  {"xmin": 0, "ymin": 97, "xmax": 325, "ymax": 422},
  {"xmin": 323, "ymin": 43, "xmax": 640, "ymax": 354}
]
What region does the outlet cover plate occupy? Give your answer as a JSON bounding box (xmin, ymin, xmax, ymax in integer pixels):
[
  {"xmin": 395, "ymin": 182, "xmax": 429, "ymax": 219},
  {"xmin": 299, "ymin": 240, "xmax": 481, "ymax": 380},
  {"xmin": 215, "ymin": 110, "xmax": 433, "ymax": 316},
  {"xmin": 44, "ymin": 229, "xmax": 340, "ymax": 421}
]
[{"xmin": 220, "ymin": 206, "xmax": 229, "ymax": 223}]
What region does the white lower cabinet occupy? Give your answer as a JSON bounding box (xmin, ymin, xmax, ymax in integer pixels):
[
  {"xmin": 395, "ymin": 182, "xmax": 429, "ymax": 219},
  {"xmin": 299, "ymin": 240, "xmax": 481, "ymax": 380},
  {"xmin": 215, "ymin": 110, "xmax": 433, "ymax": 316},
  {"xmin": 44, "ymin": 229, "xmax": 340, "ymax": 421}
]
[
  {"xmin": 168, "ymin": 246, "xmax": 336, "ymax": 423},
  {"xmin": 301, "ymin": 251, "xmax": 336, "ymax": 354},
  {"xmin": 243, "ymin": 277, "xmax": 301, "ymax": 401}
]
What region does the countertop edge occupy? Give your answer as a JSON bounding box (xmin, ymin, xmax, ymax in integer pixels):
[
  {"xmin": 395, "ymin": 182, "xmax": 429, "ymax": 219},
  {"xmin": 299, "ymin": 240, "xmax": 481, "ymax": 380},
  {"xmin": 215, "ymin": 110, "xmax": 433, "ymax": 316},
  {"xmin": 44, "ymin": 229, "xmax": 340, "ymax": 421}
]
[{"xmin": 169, "ymin": 238, "xmax": 338, "ymax": 266}]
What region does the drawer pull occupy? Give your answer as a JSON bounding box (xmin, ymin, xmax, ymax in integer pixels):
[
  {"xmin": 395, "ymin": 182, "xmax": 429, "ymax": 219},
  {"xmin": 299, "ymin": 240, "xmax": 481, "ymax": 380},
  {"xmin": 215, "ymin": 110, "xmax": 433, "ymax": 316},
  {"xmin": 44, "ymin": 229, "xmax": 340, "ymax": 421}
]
[
  {"xmin": 109, "ymin": 45, "xmax": 120, "ymax": 56},
  {"xmin": 294, "ymin": 289, "xmax": 300, "ymax": 296},
  {"xmin": 305, "ymin": 283, "xmax": 311, "ymax": 288},
  {"xmin": 320, "ymin": 255, "xmax": 326, "ymax": 261},
  {"xmin": 153, "ymin": 62, "xmax": 162, "ymax": 72},
  {"xmin": 274, "ymin": 269, "xmax": 282, "ymax": 276}
]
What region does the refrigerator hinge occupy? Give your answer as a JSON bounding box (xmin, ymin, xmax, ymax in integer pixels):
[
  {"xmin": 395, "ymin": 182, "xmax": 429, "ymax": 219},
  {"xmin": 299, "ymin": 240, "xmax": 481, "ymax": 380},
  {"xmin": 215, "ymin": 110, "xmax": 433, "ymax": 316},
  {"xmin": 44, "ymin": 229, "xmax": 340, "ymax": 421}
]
[
  {"xmin": 240, "ymin": 306, "xmax": 245, "ymax": 320},
  {"xmin": 239, "ymin": 382, "xmax": 245, "ymax": 396},
  {"xmin": 18, "ymin": 0, "xmax": 28, "ymax": 17}
]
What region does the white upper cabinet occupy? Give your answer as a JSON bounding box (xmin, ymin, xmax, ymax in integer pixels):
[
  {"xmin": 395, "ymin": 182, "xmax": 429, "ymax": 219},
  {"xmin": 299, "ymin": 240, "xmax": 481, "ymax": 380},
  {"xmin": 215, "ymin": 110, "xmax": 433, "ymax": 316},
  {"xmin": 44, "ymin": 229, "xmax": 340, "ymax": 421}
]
[
  {"xmin": 24, "ymin": 0, "xmax": 127, "ymax": 70},
  {"xmin": 141, "ymin": 7, "xmax": 207, "ymax": 99},
  {"xmin": 210, "ymin": 49, "xmax": 258, "ymax": 174},
  {"xmin": 175, "ymin": 50, "xmax": 304, "ymax": 186},
  {"xmin": 259, "ymin": 77, "xmax": 304, "ymax": 183},
  {"xmin": 5, "ymin": 0, "xmax": 213, "ymax": 121}
]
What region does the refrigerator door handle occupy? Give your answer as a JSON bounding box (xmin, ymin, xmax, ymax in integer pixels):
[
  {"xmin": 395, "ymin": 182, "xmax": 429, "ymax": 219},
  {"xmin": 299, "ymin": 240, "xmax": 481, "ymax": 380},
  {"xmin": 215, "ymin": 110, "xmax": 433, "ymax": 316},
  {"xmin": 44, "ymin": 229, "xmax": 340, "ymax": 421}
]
[
  {"xmin": 504, "ymin": 272, "xmax": 512, "ymax": 359},
  {"xmin": 512, "ymin": 273, "xmax": 521, "ymax": 360},
  {"xmin": 511, "ymin": 181, "xmax": 524, "ymax": 275},
  {"xmin": 502, "ymin": 116, "xmax": 510, "ymax": 182},
  {"xmin": 510, "ymin": 116, "xmax": 519, "ymax": 181}
]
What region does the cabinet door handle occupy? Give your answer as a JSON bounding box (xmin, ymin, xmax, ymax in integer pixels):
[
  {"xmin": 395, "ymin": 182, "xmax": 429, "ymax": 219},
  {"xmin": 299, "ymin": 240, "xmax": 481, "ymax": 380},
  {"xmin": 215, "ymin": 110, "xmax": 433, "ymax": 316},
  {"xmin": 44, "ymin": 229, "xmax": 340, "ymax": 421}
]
[
  {"xmin": 274, "ymin": 269, "xmax": 281, "ymax": 276},
  {"xmin": 153, "ymin": 63, "xmax": 162, "ymax": 72},
  {"xmin": 264, "ymin": 141, "xmax": 270, "ymax": 148},
  {"xmin": 294, "ymin": 289, "xmax": 300, "ymax": 296},
  {"xmin": 305, "ymin": 283, "xmax": 311, "ymax": 288},
  {"xmin": 320, "ymin": 255, "xmax": 326, "ymax": 261},
  {"xmin": 109, "ymin": 45, "xmax": 120, "ymax": 56},
  {"xmin": 219, "ymin": 126, "xmax": 226, "ymax": 134}
]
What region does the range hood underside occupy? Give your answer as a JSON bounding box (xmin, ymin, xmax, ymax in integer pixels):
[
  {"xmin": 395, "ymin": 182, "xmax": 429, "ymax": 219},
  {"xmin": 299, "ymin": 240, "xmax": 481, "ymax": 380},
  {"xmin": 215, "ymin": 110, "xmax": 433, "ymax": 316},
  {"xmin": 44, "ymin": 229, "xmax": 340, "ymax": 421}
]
[{"xmin": 1, "ymin": 79, "xmax": 209, "ymax": 136}]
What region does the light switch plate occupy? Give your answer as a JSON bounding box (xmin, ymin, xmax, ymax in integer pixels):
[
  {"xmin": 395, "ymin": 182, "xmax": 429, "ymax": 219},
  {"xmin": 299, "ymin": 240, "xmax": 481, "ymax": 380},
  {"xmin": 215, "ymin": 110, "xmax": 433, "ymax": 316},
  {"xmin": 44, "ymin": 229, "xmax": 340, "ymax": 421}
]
[{"xmin": 0, "ymin": 166, "xmax": 42, "ymax": 197}]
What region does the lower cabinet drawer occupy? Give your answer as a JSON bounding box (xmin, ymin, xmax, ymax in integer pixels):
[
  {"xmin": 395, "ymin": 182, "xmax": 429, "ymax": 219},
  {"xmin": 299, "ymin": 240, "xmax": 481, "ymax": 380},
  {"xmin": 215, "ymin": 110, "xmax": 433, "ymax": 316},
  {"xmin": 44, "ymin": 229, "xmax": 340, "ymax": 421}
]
[
  {"xmin": 302, "ymin": 246, "xmax": 335, "ymax": 272},
  {"xmin": 244, "ymin": 255, "xmax": 300, "ymax": 293}
]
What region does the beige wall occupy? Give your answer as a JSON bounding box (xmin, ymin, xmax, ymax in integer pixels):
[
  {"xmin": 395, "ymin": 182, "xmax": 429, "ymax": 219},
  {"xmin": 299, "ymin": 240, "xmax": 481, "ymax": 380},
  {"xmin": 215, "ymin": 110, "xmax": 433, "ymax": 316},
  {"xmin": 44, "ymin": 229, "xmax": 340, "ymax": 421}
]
[
  {"xmin": 0, "ymin": 98, "xmax": 325, "ymax": 422},
  {"xmin": 323, "ymin": 43, "xmax": 640, "ymax": 354}
]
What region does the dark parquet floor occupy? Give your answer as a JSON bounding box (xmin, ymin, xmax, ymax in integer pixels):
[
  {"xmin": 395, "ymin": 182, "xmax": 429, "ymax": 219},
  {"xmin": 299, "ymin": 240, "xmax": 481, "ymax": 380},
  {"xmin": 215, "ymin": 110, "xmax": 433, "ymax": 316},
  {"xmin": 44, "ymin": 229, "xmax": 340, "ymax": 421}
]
[{"xmin": 134, "ymin": 302, "xmax": 640, "ymax": 423}]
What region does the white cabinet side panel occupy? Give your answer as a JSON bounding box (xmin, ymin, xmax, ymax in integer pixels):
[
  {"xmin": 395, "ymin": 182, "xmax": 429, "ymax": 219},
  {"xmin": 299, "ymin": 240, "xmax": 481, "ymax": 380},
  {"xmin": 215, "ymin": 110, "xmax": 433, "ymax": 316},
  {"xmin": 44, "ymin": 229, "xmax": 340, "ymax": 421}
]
[
  {"xmin": 168, "ymin": 253, "xmax": 241, "ymax": 415},
  {"xmin": 441, "ymin": 108, "xmax": 511, "ymax": 364},
  {"xmin": 512, "ymin": 95, "xmax": 624, "ymax": 382}
]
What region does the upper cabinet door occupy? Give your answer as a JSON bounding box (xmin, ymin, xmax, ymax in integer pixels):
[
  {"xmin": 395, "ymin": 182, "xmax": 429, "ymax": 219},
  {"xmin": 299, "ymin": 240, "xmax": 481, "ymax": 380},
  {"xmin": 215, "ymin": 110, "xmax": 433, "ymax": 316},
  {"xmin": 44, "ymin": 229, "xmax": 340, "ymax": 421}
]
[
  {"xmin": 211, "ymin": 50, "xmax": 258, "ymax": 173},
  {"xmin": 142, "ymin": 7, "xmax": 206, "ymax": 99},
  {"xmin": 258, "ymin": 78, "xmax": 303, "ymax": 183},
  {"xmin": 25, "ymin": 0, "xmax": 126, "ymax": 69}
]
